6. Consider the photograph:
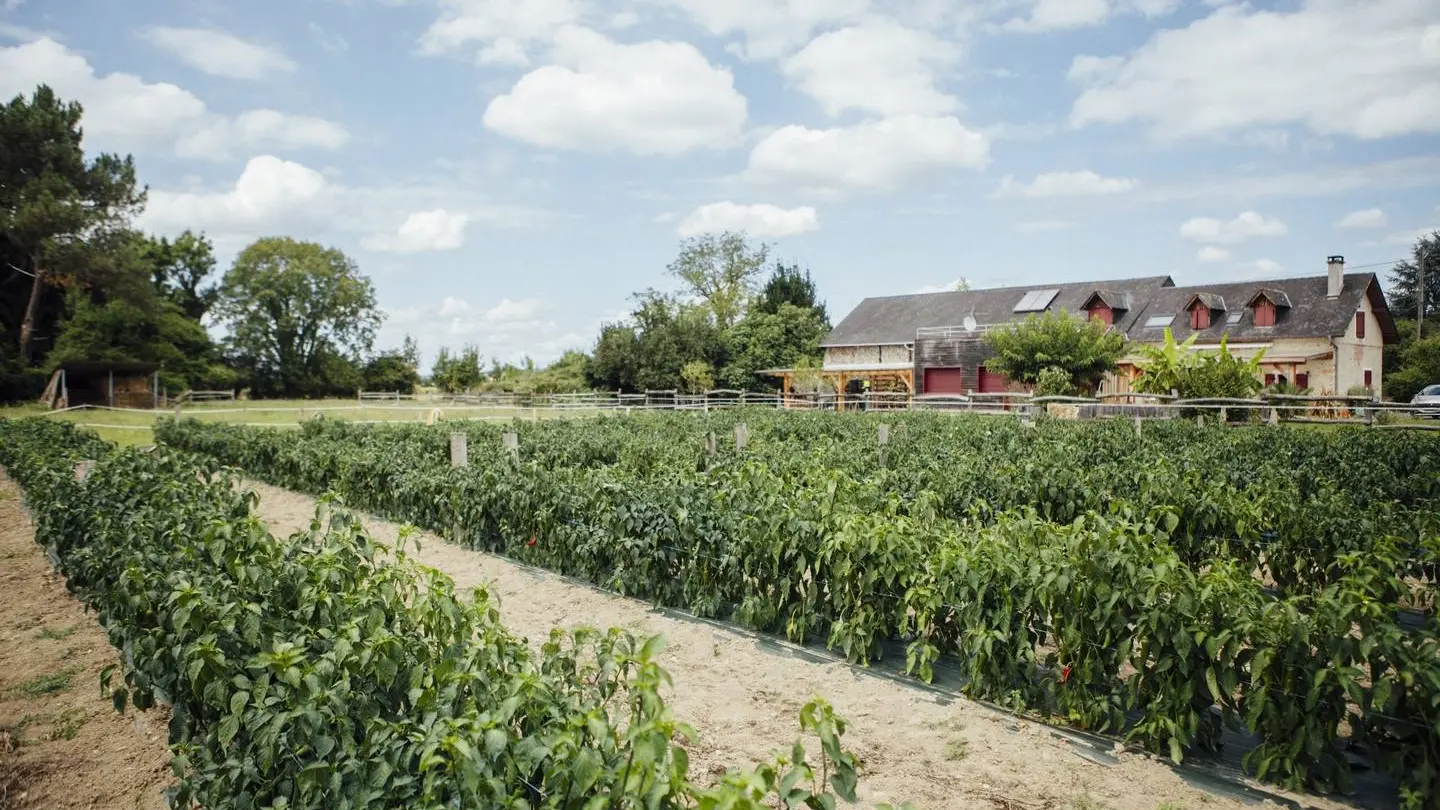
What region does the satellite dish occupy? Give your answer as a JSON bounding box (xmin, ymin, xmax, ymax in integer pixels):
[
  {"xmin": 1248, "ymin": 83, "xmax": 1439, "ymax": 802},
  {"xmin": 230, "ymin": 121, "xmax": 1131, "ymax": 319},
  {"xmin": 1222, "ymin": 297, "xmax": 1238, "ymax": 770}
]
[{"xmin": 963, "ymin": 314, "xmax": 977, "ymax": 332}]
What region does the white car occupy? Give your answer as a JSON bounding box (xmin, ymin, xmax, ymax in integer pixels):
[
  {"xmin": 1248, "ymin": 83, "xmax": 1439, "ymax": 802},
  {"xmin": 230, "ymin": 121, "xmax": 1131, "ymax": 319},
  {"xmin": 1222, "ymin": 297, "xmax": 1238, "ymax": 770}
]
[{"xmin": 1412, "ymin": 384, "xmax": 1440, "ymax": 418}]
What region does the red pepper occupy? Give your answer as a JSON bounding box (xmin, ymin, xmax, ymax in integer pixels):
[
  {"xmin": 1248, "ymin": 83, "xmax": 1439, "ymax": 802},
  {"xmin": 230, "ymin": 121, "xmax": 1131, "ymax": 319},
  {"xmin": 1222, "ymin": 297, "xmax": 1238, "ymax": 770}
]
[
  {"xmin": 1060, "ymin": 665, "xmax": 1072, "ymax": 683},
  {"xmin": 527, "ymin": 536, "xmax": 537, "ymax": 547}
]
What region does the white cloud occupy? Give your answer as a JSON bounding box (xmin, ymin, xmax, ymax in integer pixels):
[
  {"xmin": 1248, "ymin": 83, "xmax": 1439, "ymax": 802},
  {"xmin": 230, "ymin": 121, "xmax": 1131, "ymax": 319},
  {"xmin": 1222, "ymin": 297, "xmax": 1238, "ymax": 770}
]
[
  {"xmin": 1070, "ymin": 0, "xmax": 1440, "ymax": 140},
  {"xmin": 143, "ymin": 26, "xmax": 296, "ymax": 80},
  {"xmin": 1253, "ymin": 259, "xmax": 1283, "ymax": 275},
  {"xmin": 744, "ymin": 115, "xmax": 988, "ymax": 196},
  {"xmin": 1014, "ymin": 220, "xmax": 1075, "ymax": 233},
  {"xmin": 995, "ymin": 170, "xmax": 1136, "ymax": 197},
  {"xmin": 138, "ymin": 156, "xmax": 540, "ymax": 253},
  {"xmin": 362, "ymin": 209, "xmax": 470, "ymax": 253},
  {"xmin": 661, "ymin": 0, "xmax": 870, "ymax": 59},
  {"xmin": 781, "ymin": 21, "xmax": 958, "ymax": 117},
  {"xmin": 676, "ymin": 202, "xmax": 819, "ymax": 237},
  {"xmin": 140, "ymin": 155, "xmax": 331, "ymax": 236},
  {"xmin": 1196, "ymin": 246, "xmax": 1230, "ymax": 262},
  {"xmin": 438, "ymin": 297, "xmax": 470, "ymax": 317},
  {"xmin": 1179, "ymin": 211, "xmax": 1288, "ymax": 244},
  {"xmin": 175, "ymin": 109, "xmax": 350, "ymax": 159},
  {"xmin": 420, "ymin": 0, "xmax": 581, "ymax": 65},
  {"xmin": 485, "ymin": 297, "xmax": 542, "ymax": 323},
  {"xmin": 1383, "ymin": 227, "xmax": 1440, "ymax": 246},
  {"xmin": 915, "ymin": 280, "xmax": 967, "ymax": 294},
  {"xmin": 1336, "ymin": 208, "xmax": 1387, "ymax": 229},
  {"xmin": 0, "ymin": 37, "xmax": 346, "ymax": 159},
  {"xmin": 483, "ymin": 27, "xmax": 747, "ymax": 155},
  {"xmin": 1003, "ymin": 0, "xmax": 1180, "ymax": 32}
]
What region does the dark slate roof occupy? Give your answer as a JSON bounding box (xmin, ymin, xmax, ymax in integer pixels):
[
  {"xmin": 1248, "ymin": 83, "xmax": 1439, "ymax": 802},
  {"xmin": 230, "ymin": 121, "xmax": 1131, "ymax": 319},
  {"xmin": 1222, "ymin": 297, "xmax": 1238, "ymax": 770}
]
[
  {"xmin": 824, "ymin": 271, "xmax": 1399, "ymax": 347},
  {"xmin": 1130, "ymin": 272, "xmax": 1397, "ymax": 343},
  {"xmin": 1249, "ymin": 288, "xmax": 1292, "ymax": 308},
  {"xmin": 1185, "ymin": 292, "xmax": 1228, "ymax": 312},
  {"xmin": 822, "ymin": 275, "xmax": 1175, "ymax": 347}
]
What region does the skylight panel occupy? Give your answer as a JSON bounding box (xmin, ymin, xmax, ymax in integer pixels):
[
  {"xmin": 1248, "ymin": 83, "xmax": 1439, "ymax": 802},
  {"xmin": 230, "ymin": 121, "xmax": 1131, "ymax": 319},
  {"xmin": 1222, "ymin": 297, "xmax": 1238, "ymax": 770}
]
[
  {"xmin": 1014, "ymin": 288, "xmax": 1060, "ymax": 313},
  {"xmin": 1144, "ymin": 314, "xmax": 1174, "ymax": 328},
  {"xmin": 1227, "ymin": 311, "xmax": 1243, "ymax": 324}
]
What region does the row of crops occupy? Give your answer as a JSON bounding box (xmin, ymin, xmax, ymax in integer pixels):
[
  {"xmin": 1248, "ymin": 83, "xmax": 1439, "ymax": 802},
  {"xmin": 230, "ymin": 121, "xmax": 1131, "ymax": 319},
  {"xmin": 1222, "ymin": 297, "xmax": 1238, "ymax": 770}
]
[
  {"xmin": 156, "ymin": 411, "xmax": 1440, "ymax": 806},
  {"xmin": 0, "ymin": 419, "xmax": 881, "ymax": 810}
]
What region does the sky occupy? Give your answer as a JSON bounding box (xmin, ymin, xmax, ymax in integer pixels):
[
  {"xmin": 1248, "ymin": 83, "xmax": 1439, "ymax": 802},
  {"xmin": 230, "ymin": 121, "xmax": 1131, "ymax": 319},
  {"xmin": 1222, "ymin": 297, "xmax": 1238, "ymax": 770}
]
[{"xmin": 2, "ymin": 0, "xmax": 1438, "ymax": 366}]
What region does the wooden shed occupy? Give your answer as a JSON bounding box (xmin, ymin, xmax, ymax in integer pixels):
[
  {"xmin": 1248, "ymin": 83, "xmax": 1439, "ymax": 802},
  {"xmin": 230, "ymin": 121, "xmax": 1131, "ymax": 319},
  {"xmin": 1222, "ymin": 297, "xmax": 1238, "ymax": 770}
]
[{"xmin": 40, "ymin": 361, "xmax": 161, "ymax": 409}]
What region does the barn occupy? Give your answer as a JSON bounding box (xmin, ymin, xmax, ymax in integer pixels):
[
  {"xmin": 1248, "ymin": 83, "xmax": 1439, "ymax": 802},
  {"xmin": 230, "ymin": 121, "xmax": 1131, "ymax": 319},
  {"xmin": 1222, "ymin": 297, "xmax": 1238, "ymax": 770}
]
[{"xmin": 39, "ymin": 361, "xmax": 162, "ymax": 409}]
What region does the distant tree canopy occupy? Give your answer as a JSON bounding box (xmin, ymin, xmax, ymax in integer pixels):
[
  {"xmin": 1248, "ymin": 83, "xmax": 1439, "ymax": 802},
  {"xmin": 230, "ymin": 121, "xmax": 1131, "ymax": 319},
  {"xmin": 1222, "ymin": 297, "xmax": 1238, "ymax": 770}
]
[
  {"xmin": 1, "ymin": 85, "xmax": 146, "ymax": 371},
  {"xmin": 667, "ymin": 231, "xmax": 770, "ymax": 329},
  {"xmin": 1386, "ymin": 231, "xmax": 1439, "ymax": 324},
  {"xmin": 215, "ymin": 237, "xmax": 382, "ymax": 398},
  {"xmin": 984, "ymin": 310, "xmax": 1126, "ymax": 394},
  {"xmin": 753, "ymin": 262, "xmax": 829, "ymax": 327}
]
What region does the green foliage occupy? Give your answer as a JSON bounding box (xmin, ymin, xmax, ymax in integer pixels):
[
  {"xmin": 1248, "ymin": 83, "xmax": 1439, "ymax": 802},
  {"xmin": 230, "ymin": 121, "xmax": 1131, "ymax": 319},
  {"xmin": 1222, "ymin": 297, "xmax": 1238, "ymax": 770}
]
[
  {"xmin": 1134, "ymin": 330, "xmax": 1265, "ymax": 401},
  {"xmin": 361, "ymin": 351, "xmax": 420, "ymax": 394},
  {"xmin": 153, "ymin": 411, "xmax": 1440, "ymax": 804},
  {"xmin": 754, "ymin": 263, "xmax": 828, "ymax": 327},
  {"xmin": 680, "ymin": 360, "xmax": 715, "ymax": 393},
  {"xmin": 984, "ymin": 310, "xmax": 1126, "ymax": 394},
  {"xmin": 215, "ymin": 237, "xmax": 381, "ymax": 398},
  {"xmin": 480, "ymin": 350, "xmax": 591, "ymax": 394},
  {"xmin": 0, "ymin": 418, "xmax": 876, "ymax": 810},
  {"xmin": 667, "ymin": 231, "xmax": 770, "ymax": 329},
  {"xmin": 1386, "ymin": 231, "xmax": 1439, "ymax": 323},
  {"xmin": 431, "ymin": 344, "xmax": 484, "ymax": 393},
  {"xmin": 1033, "ymin": 366, "xmax": 1076, "ymax": 398},
  {"xmin": 587, "ymin": 293, "xmax": 727, "ymax": 392},
  {"xmin": 47, "ymin": 292, "xmax": 233, "ymax": 392},
  {"xmin": 0, "ymin": 84, "xmax": 147, "ymax": 364},
  {"xmin": 15, "ymin": 668, "xmax": 77, "ymax": 696},
  {"xmin": 144, "ymin": 229, "xmax": 218, "ymax": 321},
  {"xmin": 1387, "ymin": 333, "xmax": 1440, "ymax": 402},
  {"xmin": 720, "ymin": 303, "xmax": 826, "ymax": 391}
]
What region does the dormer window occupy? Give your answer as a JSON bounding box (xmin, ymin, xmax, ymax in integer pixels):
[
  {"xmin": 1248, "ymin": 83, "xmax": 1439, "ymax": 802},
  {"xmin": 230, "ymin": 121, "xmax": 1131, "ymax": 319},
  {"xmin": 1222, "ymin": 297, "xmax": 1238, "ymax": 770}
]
[
  {"xmin": 1247, "ymin": 289, "xmax": 1291, "ymax": 328},
  {"xmin": 1183, "ymin": 293, "xmax": 1225, "ymax": 330},
  {"xmin": 1081, "ymin": 291, "xmax": 1129, "ymax": 327}
]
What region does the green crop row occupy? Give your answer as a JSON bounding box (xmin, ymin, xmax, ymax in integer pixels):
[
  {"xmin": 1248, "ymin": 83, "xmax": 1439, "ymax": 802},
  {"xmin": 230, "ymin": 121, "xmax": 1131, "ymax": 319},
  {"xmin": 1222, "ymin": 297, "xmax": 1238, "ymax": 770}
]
[
  {"xmin": 155, "ymin": 413, "xmax": 1440, "ymax": 806},
  {"xmin": 0, "ymin": 419, "xmax": 895, "ymax": 810}
]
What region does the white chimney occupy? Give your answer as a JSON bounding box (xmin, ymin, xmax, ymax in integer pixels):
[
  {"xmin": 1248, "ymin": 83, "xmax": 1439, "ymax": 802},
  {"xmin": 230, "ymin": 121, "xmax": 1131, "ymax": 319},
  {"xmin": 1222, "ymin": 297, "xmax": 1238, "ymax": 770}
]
[{"xmin": 1327, "ymin": 255, "xmax": 1344, "ymax": 298}]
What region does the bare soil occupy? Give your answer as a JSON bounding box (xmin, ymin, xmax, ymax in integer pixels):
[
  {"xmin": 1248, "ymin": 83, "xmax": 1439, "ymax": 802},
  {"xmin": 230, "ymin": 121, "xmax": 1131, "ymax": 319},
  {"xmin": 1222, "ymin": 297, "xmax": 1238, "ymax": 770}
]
[
  {"xmin": 248, "ymin": 480, "xmax": 1356, "ymax": 810},
  {"xmin": 0, "ymin": 470, "xmax": 172, "ymax": 810}
]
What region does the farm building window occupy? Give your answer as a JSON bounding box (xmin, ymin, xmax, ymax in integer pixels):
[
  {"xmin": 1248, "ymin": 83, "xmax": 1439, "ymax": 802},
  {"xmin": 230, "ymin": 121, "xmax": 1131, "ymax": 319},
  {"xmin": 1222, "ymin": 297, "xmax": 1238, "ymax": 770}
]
[
  {"xmin": 1364, "ymin": 369, "xmax": 1373, "ymax": 388},
  {"xmin": 1264, "ymin": 373, "xmax": 1276, "ymax": 386},
  {"xmin": 1143, "ymin": 314, "xmax": 1173, "ymax": 329},
  {"xmin": 1296, "ymin": 372, "xmax": 1309, "ymax": 388},
  {"xmin": 1254, "ymin": 300, "xmax": 1276, "ymax": 327},
  {"xmin": 1227, "ymin": 311, "xmax": 1243, "ymax": 325},
  {"xmin": 1355, "ymin": 311, "xmax": 1366, "ymax": 339},
  {"xmin": 1088, "ymin": 306, "xmax": 1113, "ymax": 325}
]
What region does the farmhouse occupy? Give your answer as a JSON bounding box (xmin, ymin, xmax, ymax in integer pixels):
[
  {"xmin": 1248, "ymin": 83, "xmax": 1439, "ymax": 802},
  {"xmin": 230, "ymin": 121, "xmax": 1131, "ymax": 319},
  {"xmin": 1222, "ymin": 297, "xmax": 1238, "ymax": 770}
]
[{"xmin": 789, "ymin": 256, "xmax": 1398, "ymax": 400}]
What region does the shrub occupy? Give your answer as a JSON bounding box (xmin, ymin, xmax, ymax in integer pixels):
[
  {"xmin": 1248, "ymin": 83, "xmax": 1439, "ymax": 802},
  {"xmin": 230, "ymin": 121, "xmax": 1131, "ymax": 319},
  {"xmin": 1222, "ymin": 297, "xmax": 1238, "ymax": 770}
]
[{"xmin": 1034, "ymin": 366, "xmax": 1077, "ymax": 398}]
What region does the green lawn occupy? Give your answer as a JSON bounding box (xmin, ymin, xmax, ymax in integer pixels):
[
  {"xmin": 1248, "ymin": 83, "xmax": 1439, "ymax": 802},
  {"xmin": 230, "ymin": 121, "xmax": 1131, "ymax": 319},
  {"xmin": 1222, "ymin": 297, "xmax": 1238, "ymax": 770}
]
[{"xmin": 0, "ymin": 400, "xmax": 601, "ymax": 447}]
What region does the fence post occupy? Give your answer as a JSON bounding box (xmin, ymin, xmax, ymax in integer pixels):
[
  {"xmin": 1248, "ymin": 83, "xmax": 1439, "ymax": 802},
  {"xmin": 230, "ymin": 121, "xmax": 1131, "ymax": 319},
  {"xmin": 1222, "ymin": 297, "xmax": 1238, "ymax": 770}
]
[
  {"xmin": 450, "ymin": 432, "xmax": 468, "ymax": 467},
  {"xmin": 1219, "ymin": 406, "xmax": 1227, "ymax": 423},
  {"xmin": 1134, "ymin": 415, "xmax": 1142, "ymax": 438},
  {"xmin": 1268, "ymin": 407, "xmax": 1280, "ymax": 425}
]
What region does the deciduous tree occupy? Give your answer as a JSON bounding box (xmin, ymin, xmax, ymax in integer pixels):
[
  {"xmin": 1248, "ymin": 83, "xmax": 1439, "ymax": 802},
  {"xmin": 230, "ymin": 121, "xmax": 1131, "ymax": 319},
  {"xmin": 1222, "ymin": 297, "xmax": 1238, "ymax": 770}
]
[
  {"xmin": 666, "ymin": 231, "xmax": 769, "ymax": 329},
  {"xmin": 214, "ymin": 237, "xmax": 381, "ymax": 397},
  {"xmin": 984, "ymin": 310, "xmax": 1126, "ymax": 394}
]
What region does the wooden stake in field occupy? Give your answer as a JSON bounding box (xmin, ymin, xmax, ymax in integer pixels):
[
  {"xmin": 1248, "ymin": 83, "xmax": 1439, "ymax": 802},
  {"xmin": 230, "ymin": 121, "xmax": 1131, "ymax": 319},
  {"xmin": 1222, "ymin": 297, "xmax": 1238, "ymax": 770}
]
[
  {"xmin": 450, "ymin": 432, "xmax": 468, "ymax": 467},
  {"xmin": 502, "ymin": 431, "xmax": 519, "ymax": 464},
  {"xmin": 734, "ymin": 423, "xmax": 748, "ymax": 451},
  {"xmin": 878, "ymin": 423, "xmax": 890, "ymax": 468}
]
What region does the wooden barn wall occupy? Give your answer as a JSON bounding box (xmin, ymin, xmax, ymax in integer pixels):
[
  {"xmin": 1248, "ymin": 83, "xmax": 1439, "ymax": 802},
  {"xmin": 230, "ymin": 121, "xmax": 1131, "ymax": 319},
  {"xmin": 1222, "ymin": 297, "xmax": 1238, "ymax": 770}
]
[{"xmin": 913, "ymin": 338, "xmax": 997, "ymax": 393}]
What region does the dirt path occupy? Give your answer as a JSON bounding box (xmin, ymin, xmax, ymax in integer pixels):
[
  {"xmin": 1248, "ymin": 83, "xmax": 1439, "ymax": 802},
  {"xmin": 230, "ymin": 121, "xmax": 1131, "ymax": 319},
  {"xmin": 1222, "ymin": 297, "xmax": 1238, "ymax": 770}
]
[
  {"xmin": 248, "ymin": 480, "xmax": 1351, "ymax": 810},
  {"xmin": 0, "ymin": 470, "xmax": 172, "ymax": 810}
]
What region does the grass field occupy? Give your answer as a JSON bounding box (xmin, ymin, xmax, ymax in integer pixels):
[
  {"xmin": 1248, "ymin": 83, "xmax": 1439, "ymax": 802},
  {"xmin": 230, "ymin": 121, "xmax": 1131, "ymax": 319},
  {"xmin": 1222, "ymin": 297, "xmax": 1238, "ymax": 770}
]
[{"xmin": 0, "ymin": 399, "xmax": 596, "ymax": 446}]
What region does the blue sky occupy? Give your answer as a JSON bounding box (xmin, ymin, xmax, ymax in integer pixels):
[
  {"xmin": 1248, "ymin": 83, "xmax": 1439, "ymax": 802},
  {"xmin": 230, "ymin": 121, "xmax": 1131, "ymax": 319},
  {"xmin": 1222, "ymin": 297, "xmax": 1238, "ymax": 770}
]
[{"xmin": 3, "ymin": 0, "xmax": 1438, "ymax": 365}]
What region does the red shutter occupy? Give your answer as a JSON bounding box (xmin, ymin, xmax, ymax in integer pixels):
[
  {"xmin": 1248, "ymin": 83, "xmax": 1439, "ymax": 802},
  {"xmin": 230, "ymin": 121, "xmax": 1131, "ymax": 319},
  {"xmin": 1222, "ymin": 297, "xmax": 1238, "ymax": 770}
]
[
  {"xmin": 1089, "ymin": 306, "xmax": 1112, "ymax": 325},
  {"xmin": 1355, "ymin": 311, "xmax": 1366, "ymax": 339},
  {"xmin": 1364, "ymin": 369, "xmax": 1373, "ymax": 388},
  {"xmin": 1264, "ymin": 373, "xmax": 1276, "ymax": 386},
  {"xmin": 1296, "ymin": 372, "xmax": 1309, "ymax": 388},
  {"xmin": 1254, "ymin": 300, "xmax": 1276, "ymax": 327},
  {"xmin": 1190, "ymin": 306, "xmax": 1210, "ymax": 329}
]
